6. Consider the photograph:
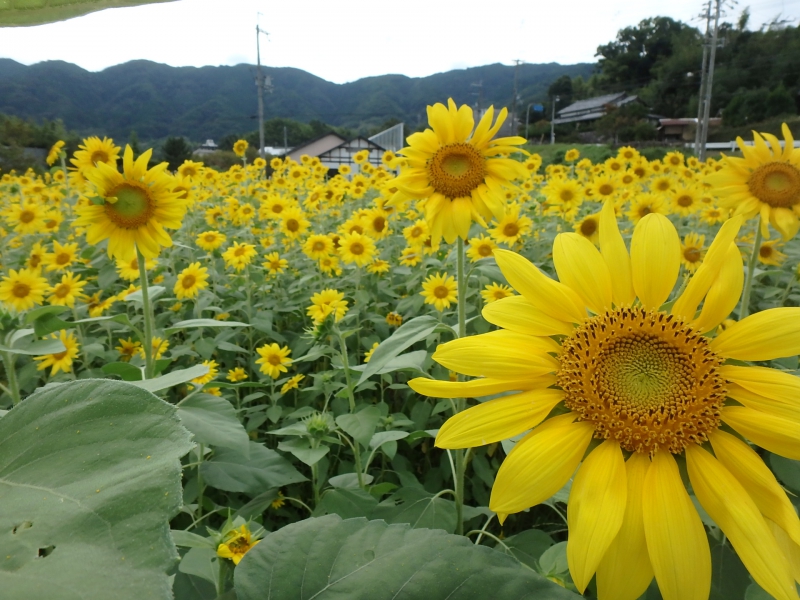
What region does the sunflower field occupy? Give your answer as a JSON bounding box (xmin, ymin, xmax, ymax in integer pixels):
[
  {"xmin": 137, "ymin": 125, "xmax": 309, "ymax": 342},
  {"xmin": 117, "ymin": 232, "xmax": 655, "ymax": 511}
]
[{"xmin": 2, "ymin": 99, "xmax": 800, "ymax": 600}]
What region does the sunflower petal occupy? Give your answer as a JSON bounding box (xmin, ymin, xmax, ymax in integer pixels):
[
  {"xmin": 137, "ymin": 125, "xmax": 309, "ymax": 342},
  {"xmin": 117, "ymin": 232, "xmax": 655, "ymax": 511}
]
[
  {"xmin": 596, "ymin": 452, "xmax": 654, "ymax": 600},
  {"xmin": 435, "ymin": 388, "xmax": 564, "ymax": 449},
  {"xmin": 482, "ymin": 295, "xmax": 574, "ymax": 336},
  {"xmin": 408, "ymin": 374, "xmax": 555, "ymax": 399},
  {"xmin": 722, "ymin": 405, "xmax": 800, "ymax": 460},
  {"xmin": 553, "ymin": 233, "xmax": 613, "ymax": 315},
  {"xmin": 599, "ymin": 199, "xmax": 635, "ymax": 307},
  {"xmin": 710, "ymin": 307, "xmax": 800, "ymax": 360},
  {"xmin": 567, "ymin": 440, "xmax": 627, "ymax": 593},
  {"xmin": 710, "ymin": 430, "xmax": 800, "ymax": 547},
  {"xmin": 691, "ymin": 243, "xmax": 744, "ymax": 333},
  {"xmin": 686, "ymin": 444, "xmax": 798, "ymax": 600},
  {"xmin": 489, "ymin": 416, "xmax": 594, "ymax": 516},
  {"xmin": 769, "ymin": 520, "xmax": 800, "ymax": 583},
  {"xmin": 630, "ymin": 214, "xmax": 680, "ymax": 310},
  {"xmin": 642, "ymin": 450, "xmax": 710, "ymax": 600}
]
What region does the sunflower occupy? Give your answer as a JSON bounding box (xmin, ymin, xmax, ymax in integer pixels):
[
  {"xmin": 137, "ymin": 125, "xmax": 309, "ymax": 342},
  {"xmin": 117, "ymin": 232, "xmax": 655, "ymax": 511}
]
[
  {"xmin": 177, "ymin": 160, "xmax": 204, "ymax": 180},
  {"xmin": 758, "ymin": 240, "xmax": 787, "ymax": 266},
  {"xmin": 226, "ymin": 367, "xmax": 247, "ymax": 382},
  {"xmin": 402, "ymin": 219, "xmax": 430, "ymax": 247},
  {"xmin": 363, "ymin": 207, "xmax": 391, "ymax": 239},
  {"xmin": 263, "ymin": 252, "xmax": 289, "ymax": 275},
  {"xmin": 669, "ymin": 183, "xmax": 702, "ymax": 216},
  {"xmin": 256, "ymin": 343, "xmax": 292, "ymax": 379},
  {"xmin": 318, "ymin": 255, "xmax": 342, "ymax": 276},
  {"xmin": 69, "ymin": 136, "xmax": 120, "ymax": 174},
  {"xmin": 386, "ymin": 311, "xmax": 403, "ymax": 327},
  {"xmin": 302, "ymin": 234, "xmax": 334, "ymax": 260},
  {"xmin": 174, "ymin": 262, "xmax": 209, "ymax": 300},
  {"xmin": 191, "ymin": 360, "xmax": 218, "ymax": 385},
  {"xmin": 281, "ymin": 374, "xmax": 304, "ymax": 394},
  {"xmin": 542, "ymin": 178, "xmax": 585, "ymax": 212},
  {"xmin": 681, "ymin": 232, "xmax": 706, "ymax": 272},
  {"xmin": 627, "ymin": 193, "xmax": 666, "ymax": 224},
  {"xmin": 409, "ymin": 202, "xmax": 800, "ymax": 600},
  {"xmin": 701, "ymin": 206, "xmax": 727, "ymax": 226},
  {"xmin": 591, "ymin": 174, "xmax": 620, "ymax": 201},
  {"xmin": 117, "ymin": 255, "xmax": 157, "ymax": 281},
  {"xmin": 420, "ymin": 272, "xmax": 457, "ymax": 311},
  {"xmin": 196, "ymin": 230, "xmax": 226, "ymax": 252},
  {"xmin": 650, "ymin": 175, "xmax": 674, "ymax": 194},
  {"xmin": 664, "ymin": 150, "xmax": 685, "ymax": 168},
  {"xmin": 216, "ymin": 525, "xmax": 260, "ymax": 565},
  {"xmin": 0, "ymin": 268, "xmax": 49, "ymax": 312},
  {"xmin": 116, "ymin": 337, "xmax": 142, "ymax": 362},
  {"xmin": 4, "ymin": 201, "xmax": 47, "ymax": 235},
  {"xmin": 222, "ymin": 242, "xmax": 257, "ymax": 272},
  {"xmin": 307, "ymin": 288, "xmax": 348, "ymax": 324},
  {"xmin": 27, "ymin": 242, "xmax": 47, "ymax": 270},
  {"xmin": 399, "ymin": 247, "xmax": 423, "ymax": 267},
  {"xmin": 138, "ymin": 336, "xmax": 169, "ymax": 360},
  {"xmin": 490, "ymin": 205, "xmax": 531, "ymax": 246},
  {"xmin": 233, "ymin": 139, "xmax": 249, "ymax": 157},
  {"xmin": 481, "ymin": 282, "xmax": 514, "ymax": 303},
  {"xmin": 339, "ymin": 232, "xmax": 376, "ymax": 267},
  {"xmin": 46, "ymin": 140, "xmax": 65, "ymax": 166},
  {"xmin": 280, "ymin": 207, "xmax": 310, "ymax": 240},
  {"xmin": 388, "ymin": 99, "xmax": 527, "ymax": 244},
  {"xmin": 367, "ymin": 259, "xmax": 390, "ymax": 275},
  {"xmin": 466, "ymin": 234, "xmax": 498, "ymax": 262},
  {"xmin": 47, "ymin": 272, "xmax": 87, "ymax": 307},
  {"xmin": 34, "ymin": 330, "xmax": 79, "ymax": 376},
  {"xmin": 574, "ymin": 213, "xmax": 601, "ymax": 244},
  {"xmin": 43, "ymin": 240, "xmax": 79, "ymax": 272},
  {"xmin": 707, "ymin": 124, "xmax": 800, "ymax": 240},
  {"xmin": 565, "ymin": 149, "xmax": 580, "ymax": 162},
  {"xmin": 74, "ymin": 145, "xmax": 187, "ymax": 261}
]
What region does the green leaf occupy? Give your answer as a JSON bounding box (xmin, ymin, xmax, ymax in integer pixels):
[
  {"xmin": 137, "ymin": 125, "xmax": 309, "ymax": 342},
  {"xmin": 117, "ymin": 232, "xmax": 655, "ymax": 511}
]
[
  {"xmin": 709, "ymin": 537, "xmax": 750, "ymax": 600},
  {"xmin": 356, "ymin": 315, "xmax": 444, "ymax": 385},
  {"xmin": 770, "ymin": 454, "xmax": 800, "ymax": 493},
  {"xmin": 0, "ymin": 379, "xmax": 193, "ymax": 599},
  {"xmin": 539, "ymin": 541, "xmax": 569, "ymax": 576},
  {"xmin": 176, "ymin": 394, "xmax": 249, "ymax": 455},
  {"xmin": 200, "ymin": 442, "xmax": 306, "ymax": 495},
  {"xmin": 125, "ymin": 286, "xmax": 166, "ymax": 303},
  {"xmin": 131, "ymin": 364, "xmax": 209, "ymax": 393},
  {"xmin": 234, "ymin": 515, "xmax": 579, "ymax": 600},
  {"xmin": 234, "ymin": 489, "xmax": 280, "ymax": 520},
  {"xmin": 0, "ymin": 337, "xmax": 66, "ymax": 356},
  {"xmin": 0, "ymin": 0, "xmax": 178, "ymax": 27},
  {"xmin": 102, "ymin": 361, "xmax": 144, "ymax": 381},
  {"xmin": 24, "ymin": 305, "xmax": 68, "ymax": 323},
  {"xmin": 369, "ymin": 430, "xmax": 409, "ymax": 449},
  {"xmin": 314, "ymin": 488, "xmax": 378, "ymax": 519},
  {"xmin": 498, "ymin": 529, "xmax": 554, "ymax": 571},
  {"xmin": 164, "ymin": 319, "xmax": 249, "ymax": 335},
  {"xmin": 171, "ymin": 530, "xmax": 215, "ymax": 549},
  {"xmin": 373, "ymin": 487, "xmax": 457, "ymax": 533},
  {"xmin": 336, "ymin": 406, "xmax": 382, "ymax": 447},
  {"xmin": 349, "ymin": 350, "xmax": 428, "ymax": 375}
]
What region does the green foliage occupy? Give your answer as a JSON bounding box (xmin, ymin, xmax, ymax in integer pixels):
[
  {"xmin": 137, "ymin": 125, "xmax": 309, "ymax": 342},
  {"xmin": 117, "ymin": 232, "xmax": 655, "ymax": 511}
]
[
  {"xmin": 234, "ymin": 515, "xmax": 580, "ymax": 600},
  {"xmin": 723, "ymin": 85, "xmax": 796, "ymax": 126},
  {"xmin": 161, "ymin": 136, "xmax": 194, "ymax": 171},
  {"xmin": 0, "ymin": 0, "xmax": 175, "ymax": 27},
  {"xmin": 0, "ymin": 379, "xmax": 193, "ymax": 599}
]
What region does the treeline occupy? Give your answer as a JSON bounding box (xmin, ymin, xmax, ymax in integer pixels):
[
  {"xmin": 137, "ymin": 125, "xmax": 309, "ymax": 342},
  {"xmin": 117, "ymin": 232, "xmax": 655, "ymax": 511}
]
[{"xmin": 544, "ymin": 13, "xmax": 800, "ymax": 135}]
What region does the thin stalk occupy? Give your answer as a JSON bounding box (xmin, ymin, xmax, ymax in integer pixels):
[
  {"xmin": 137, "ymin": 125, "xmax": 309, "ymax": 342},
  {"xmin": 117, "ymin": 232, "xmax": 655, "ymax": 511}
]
[
  {"xmin": 1, "ymin": 352, "xmax": 21, "ymax": 405},
  {"xmin": 136, "ymin": 246, "xmax": 156, "ymax": 379},
  {"xmin": 454, "ymin": 237, "xmax": 468, "ymax": 535},
  {"xmin": 739, "ymin": 217, "xmax": 763, "ymax": 320},
  {"xmin": 196, "ymin": 443, "xmax": 205, "ymax": 520},
  {"xmin": 215, "ymin": 556, "xmax": 228, "ymax": 596}
]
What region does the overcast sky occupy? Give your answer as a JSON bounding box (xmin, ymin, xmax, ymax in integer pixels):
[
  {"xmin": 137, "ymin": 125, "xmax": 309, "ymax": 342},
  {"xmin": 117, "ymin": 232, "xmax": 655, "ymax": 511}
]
[{"xmin": 0, "ymin": 0, "xmax": 797, "ymax": 83}]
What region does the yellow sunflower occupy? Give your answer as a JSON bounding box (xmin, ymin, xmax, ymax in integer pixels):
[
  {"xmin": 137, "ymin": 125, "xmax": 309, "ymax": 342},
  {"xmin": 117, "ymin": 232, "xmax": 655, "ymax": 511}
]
[
  {"xmin": 116, "ymin": 255, "xmax": 157, "ymax": 281},
  {"xmin": 280, "ymin": 207, "xmax": 310, "ymax": 240},
  {"xmin": 227, "ymin": 367, "xmax": 248, "ymax": 382},
  {"xmin": 389, "ymin": 99, "xmax": 528, "ymax": 244},
  {"xmin": 255, "ymin": 343, "xmax": 292, "ymax": 379},
  {"xmin": 216, "ymin": 524, "xmax": 260, "ymax": 565},
  {"xmin": 233, "ymin": 139, "xmax": 249, "ymax": 158},
  {"xmin": 490, "ymin": 204, "xmax": 531, "ymax": 246},
  {"xmin": 307, "ymin": 288, "xmax": 348, "ymax": 324},
  {"xmin": 116, "ymin": 337, "xmax": 142, "ymax": 362},
  {"xmin": 69, "ymin": 136, "xmax": 120, "ymax": 174},
  {"xmin": 174, "ymin": 262, "xmax": 209, "ymax": 300},
  {"xmin": 681, "ymin": 232, "xmax": 706, "ymax": 272},
  {"xmin": 627, "ymin": 193, "xmax": 667, "ymax": 224},
  {"xmin": 420, "ymin": 272, "xmax": 457, "ymax": 311},
  {"xmin": 34, "ymin": 330, "xmax": 80, "ymax": 376},
  {"xmin": 409, "ymin": 203, "xmax": 800, "ymax": 600},
  {"xmin": 302, "ymin": 234, "xmax": 334, "ymax": 260},
  {"xmin": 758, "ymin": 240, "xmax": 787, "ymax": 266},
  {"xmin": 46, "ymin": 140, "xmax": 65, "ymax": 166},
  {"xmin": 74, "ymin": 145, "xmax": 187, "ymax": 261},
  {"xmin": 0, "ymin": 268, "xmax": 49, "ymax": 312},
  {"xmin": 465, "ymin": 234, "xmax": 498, "ymax": 262},
  {"xmin": 196, "ymin": 230, "xmax": 226, "ymax": 252},
  {"xmin": 339, "ymin": 231, "xmax": 376, "ymax": 267},
  {"xmin": 47, "ymin": 272, "xmax": 87, "ymax": 307},
  {"xmin": 43, "ymin": 240, "xmax": 79, "ymax": 272},
  {"xmin": 402, "ymin": 219, "xmax": 430, "ymax": 247},
  {"xmin": 708, "ymin": 124, "xmax": 800, "ymax": 240},
  {"xmin": 281, "ymin": 374, "xmax": 304, "ymax": 394},
  {"xmin": 263, "ymin": 252, "xmax": 289, "ymax": 275},
  {"xmin": 4, "ymin": 201, "xmax": 47, "ymax": 235},
  {"xmin": 191, "ymin": 360, "xmax": 218, "ymax": 385},
  {"xmin": 222, "ymin": 242, "xmax": 257, "ymax": 272},
  {"xmin": 481, "ymin": 282, "xmax": 514, "ymax": 303},
  {"xmin": 574, "ymin": 212, "xmax": 601, "ymax": 244}
]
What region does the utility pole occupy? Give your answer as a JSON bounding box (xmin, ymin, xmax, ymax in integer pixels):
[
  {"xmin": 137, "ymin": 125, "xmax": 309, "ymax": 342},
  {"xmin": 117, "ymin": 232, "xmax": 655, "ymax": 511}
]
[
  {"xmin": 698, "ymin": 0, "xmax": 723, "ymax": 161},
  {"xmin": 550, "ymin": 95, "xmax": 560, "ymax": 144},
  {"xmin": 511, "ymin": 60, "xmax": 522, "ymax": 136},
  {"xmin": 693, "ymin": 1, "xmax": 712, "ymax": 156},
  {"xmin": 470, "ymin": 81, "xmax": 484, "ymax": 116},
  {"xmin": 525, "ymin": 102, "xmax": 534, "ymax": 141},
  {"xmin": 255, "ymin": 23, "xmax": 267, "ymax": 159}
]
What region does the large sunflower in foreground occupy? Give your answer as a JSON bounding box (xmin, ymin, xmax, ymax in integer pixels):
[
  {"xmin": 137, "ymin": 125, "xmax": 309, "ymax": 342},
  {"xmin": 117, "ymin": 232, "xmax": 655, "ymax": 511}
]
[
  {"xmin": 74, "ymin": 145, "xmax": 187, "ymax": 261},
  {"xmin": 707, "ymin": 123, "xmax": 800, "ymax": 240},
  {"xmin": 388, "ymin": 98, "xmax": 528, "ymax": 245},
  {"xmin": 410, "ymin": 201, "xmax": 800, "ymax": 600}
]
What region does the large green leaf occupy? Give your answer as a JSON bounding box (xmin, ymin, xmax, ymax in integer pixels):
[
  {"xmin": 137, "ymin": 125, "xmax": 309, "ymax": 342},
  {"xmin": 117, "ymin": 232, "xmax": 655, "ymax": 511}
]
[
  {"xmin": 200, "ymin": 442, "xmax": 306, "ymax": 495},
  {"xmin": 0, "ymin": 379, "xmax": 193, "ymax": 599},
  {"xmin": 0, "ymin": 0, "xmax": 177, "ymax": 27},
  {"xmin": 234, "ymin": 515, "xmax": 579, "ymax": 600},
  {"xmin": 177, "ymin": 393, "xmax": 250, "ymax": 455}
]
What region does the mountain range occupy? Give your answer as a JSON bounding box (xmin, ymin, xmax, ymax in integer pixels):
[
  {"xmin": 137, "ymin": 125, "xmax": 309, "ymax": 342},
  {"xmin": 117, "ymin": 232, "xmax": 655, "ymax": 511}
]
[{"xmin": 0, "ymin": 59, "xmax": 594, "ymax": 142}]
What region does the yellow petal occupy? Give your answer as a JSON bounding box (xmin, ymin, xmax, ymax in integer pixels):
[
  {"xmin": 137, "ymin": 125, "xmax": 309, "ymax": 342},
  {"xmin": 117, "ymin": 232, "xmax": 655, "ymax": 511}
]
[
  {"xmin": 493, "ymin": 249, "xmax": 587, "ymax": 324},
  {"xmin": 686, "ymin": 444, "xmax": 798, "ymax": 600},
  {"xmin": 722, "ymin": 365, "xmax": 800, "ymax": 419},
  {"xmin": 722, "ymin": 405, "xmax": 800, "ymax": 460},
  {"xmin": 567, "ymin": 440, "xmax": 627, "ymax": 593},
  {"xmin": 599, "ymin": 199, "xmax": 635, "ymax": 307},
  {"xmin": 432, "ymin": 330, "xmax": 559, "ymax": 379},
  {"xmin": 596, "ymin": 452, "xmax": 654, "ymax": 600},
  {"xmin": 710, "ymin": 307, "xmax": 800, "ymax": 361},
  {"xmin": 553, "ymin": 233, "xmax": 613, "ymax": 315},
  {"xmin": 642, "ymin": 450, "xmax": 710, "ymax": 600},
  {"xmin": 482, "ymin": 295, "xmax": 574, "ymax": 337},
  {"xmin": 769, "ymin": 519, "xmax": 800, "ymax": 583},
  {"xmin": 672, "ymin": 216, "xmax": 742, "ymax": 320},
  {"xmin": 435, "ymin": 389, "xmax": 564, "ymax": 449},
  {"xmin": 630, "ymin": 214, "xmax": 680, "ymax": 310},
  {"xmin": 710, "ymin": 430, "xmax": 800, "ymax": 547},
  {"xmin": 408, "ymin": 374, "xmax": 556, "ymax": 399},
  {"xmin": 691, "ymin": 243, "xmax": 743, "ymax": 333},
  {"xmin": 489, "ymin": 416, "xmax": 594, "ymax": 516},
  {"xmin": 727, "ymin": 382, "xmax": 800, "ymax": 422}
]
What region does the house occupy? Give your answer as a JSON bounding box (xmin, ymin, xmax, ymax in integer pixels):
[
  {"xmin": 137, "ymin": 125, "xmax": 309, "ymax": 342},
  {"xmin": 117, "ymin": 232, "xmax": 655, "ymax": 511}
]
[
  {"xmin": 317, "ymin": 136, "xmax": 385, "ymax": 171},
  {"xmin": 553, "ymin": 93, "xmax": 652, "ymax": 126},
  {"xmin": 193, "ymin": 139, "xmax": 219, "ymax": 156},
  {"xmin": 285, "ymin": 132, "xmax": 347, "ymax": 164},
  {"xmin": 659, "ymin": 118, "xmax": 722, "ymax": 141}
]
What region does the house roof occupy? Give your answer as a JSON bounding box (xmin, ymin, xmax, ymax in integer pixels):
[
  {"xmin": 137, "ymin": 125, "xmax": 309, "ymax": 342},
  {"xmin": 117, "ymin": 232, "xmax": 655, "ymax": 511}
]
[
  {"xmin": 557, "ymin": 93, "xmax": 628, "ymax": 117},
  {"xmin": 285, "ymin": 131, "xmax": 347, "ymax": 156}
]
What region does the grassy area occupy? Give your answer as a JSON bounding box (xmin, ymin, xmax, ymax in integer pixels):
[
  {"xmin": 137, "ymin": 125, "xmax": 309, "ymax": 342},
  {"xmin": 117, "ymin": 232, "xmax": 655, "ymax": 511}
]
[{"xmin": 522, "ymin": 143, "xmax": 614, "ymax": 167}]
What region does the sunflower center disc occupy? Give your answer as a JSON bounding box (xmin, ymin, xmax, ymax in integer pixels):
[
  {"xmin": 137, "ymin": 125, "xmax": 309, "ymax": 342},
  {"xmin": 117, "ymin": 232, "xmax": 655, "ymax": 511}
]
[
  {"xmin": 434, "ymin": 285, "xmax": 450, "ymax": 299},
  {"xmin": 428, "ymin": 143, "xmax": 486, "ymax": 199},
  {"xmin": 748, "ymin": 162, "xmax": 800, "ymax": 208},
  {"xmin": 558, "ymin": 307, "xmax": 726, "ymax": 454},
  {"xmin": 580, "ymin": 219, "xmax": 598, "ymax": 237},
  {"xmin": 182, "ymin": 275, "xmax": 196, "ymax": 289},
  {"xmin": 19, "ymin": 210, "xmax": 35, "ymax": 224},
  {"xmin": 350, "ymin": 243, "xmax": 364, "ymax": 255},
  {"xmin": 12, "ymin": 283, "xmax": 30, "ymax": 298},
  {"xmin": 105, "ymin": 183, "xmax": 154, "ymax": 229},
  {"xmin": 54, "ymin": 284, "xmax": 70, "ymax": 298}
]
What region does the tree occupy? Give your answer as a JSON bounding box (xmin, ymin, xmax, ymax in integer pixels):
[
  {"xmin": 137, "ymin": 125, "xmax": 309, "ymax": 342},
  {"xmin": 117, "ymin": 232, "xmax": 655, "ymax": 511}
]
[
  {"xmin": 161, "ymin": 137, "xmax": 193, "ymax": 171},
  {"xmin": 547, "ymin": 75, "xmax": 573, "ymax": 109}
]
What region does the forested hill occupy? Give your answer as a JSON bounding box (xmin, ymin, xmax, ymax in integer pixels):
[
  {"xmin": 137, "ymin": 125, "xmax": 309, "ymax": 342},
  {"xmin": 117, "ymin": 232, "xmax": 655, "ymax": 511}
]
[{"xmin": 0, "ymin": 59, "xmax": 593, "ymax": 141}]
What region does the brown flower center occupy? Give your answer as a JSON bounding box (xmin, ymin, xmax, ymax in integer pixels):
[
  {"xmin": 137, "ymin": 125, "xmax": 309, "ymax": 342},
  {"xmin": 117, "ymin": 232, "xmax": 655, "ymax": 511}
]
[
  {"xmin": 434, "ymin": 285, "xmax": 450, "ymax": 299},
  {"xmin": 54, "ymin": 283, "xmax": 71, "ymax": 298},
  {"xmin": 677, "ymin": 195, "xmax": 693, "ymax": 207},
  {"xmin": 19, "ymin": 210, "xmax": 35, "ymax": 224},
  {"xmin": 503, "ymin": 222, "xmax": 520, "ymax": 238},
  {"xmin": 748, "ymin": 162, "xmax": 800, "ymax": 208},
  {"xmin": 182, "ymin": 275, "xmax": 196, "ymax": 289},
  {"xmin": 104, "ymin": 182, "xmax": 154, "ymax": 229},
  {"xmin": 580, "ymin": 218, "xmax": 598, "ymax": 237},
  {"xmin": 428, "ymin": 142, "xmax": 486, "ymax": 198},
  {"xmin": 13, "ymin": 283, "xmax": 31, "ymax": 298}
]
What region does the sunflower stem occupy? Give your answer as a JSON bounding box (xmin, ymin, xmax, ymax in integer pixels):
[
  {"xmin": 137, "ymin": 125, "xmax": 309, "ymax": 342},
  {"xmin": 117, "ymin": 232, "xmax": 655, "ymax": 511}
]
[
  {"xmin": 135, "ymin": 247, "xmax": 157, "ymax": 379},
  {"xmin": 454, "ymin": 236, "xmax": 468, "ymax": 535},
  {"xmin": 335, "ymin": 328, "xmax": 365, "ymax": 488},
  {"xmin": 1, "ymin": 351, "xmax": 21, "ymax": 405},
  {"xmin": 739, "ymin": 217, "xmax": 763, "ymax": 320}
]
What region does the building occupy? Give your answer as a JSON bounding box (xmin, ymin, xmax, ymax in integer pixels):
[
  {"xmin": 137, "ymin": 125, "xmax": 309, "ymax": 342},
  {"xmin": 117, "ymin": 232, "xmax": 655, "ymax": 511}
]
[
  {"xmin": 193, "ymin": 139, "xmax": 219, "ymax": 157},
  {"xmin": 553, "ymin": 93, "xmax": 651, "ymax": 126},
  {"xmin": 659, "ymin": 118, "xmax": 722, "ymax": 141}
]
